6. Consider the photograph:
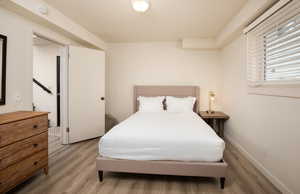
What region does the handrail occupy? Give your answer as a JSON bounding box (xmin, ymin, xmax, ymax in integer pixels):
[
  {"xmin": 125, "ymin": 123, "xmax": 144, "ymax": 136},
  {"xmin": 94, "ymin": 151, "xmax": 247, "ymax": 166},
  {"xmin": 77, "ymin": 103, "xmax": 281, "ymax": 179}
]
[{"xmin": 33, "ymin": 78, "xmax": 53, "ymax": 94}]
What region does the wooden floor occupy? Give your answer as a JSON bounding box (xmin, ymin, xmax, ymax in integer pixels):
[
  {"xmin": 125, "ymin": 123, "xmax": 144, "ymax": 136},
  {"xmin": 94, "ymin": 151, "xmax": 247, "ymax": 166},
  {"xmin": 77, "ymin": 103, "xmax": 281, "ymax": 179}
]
[
  {"xmin": 48, "ymin": 134, "xmax": 65, "ymax": 156},
  {"xmin": 9, "ymin": 138, "xmax": 281, "ymax": 194}
]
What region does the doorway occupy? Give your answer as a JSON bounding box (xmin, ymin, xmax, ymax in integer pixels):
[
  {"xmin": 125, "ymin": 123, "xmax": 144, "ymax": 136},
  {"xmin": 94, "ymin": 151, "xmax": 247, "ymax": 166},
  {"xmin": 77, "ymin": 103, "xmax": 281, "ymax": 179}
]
[{"xmin": 32, "ymin": 35, "xmax": 67, "ymax": 155}]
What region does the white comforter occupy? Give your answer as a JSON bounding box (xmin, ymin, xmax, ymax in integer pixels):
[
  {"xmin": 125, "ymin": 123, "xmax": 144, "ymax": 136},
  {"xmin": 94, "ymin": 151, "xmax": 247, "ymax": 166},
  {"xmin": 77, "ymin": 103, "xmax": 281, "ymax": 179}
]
[{"xmin": 99, "ymin": 112, "xmax": 225, "ymax": 162}]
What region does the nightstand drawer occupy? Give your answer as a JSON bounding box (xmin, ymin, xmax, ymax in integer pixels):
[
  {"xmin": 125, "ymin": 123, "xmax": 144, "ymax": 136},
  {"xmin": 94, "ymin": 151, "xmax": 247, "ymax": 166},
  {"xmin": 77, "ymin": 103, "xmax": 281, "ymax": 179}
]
[
  {"xmin": 0, "ymin": 115, "xmax": 48, "ymax": 148},
  {"xmin": 0, "ymin": 132, "xmax": 48, "ymax": 170}
]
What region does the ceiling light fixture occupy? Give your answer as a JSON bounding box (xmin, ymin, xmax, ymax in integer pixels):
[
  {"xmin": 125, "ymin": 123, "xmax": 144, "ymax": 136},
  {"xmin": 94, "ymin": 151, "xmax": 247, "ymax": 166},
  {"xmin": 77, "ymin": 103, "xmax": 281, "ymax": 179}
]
[{"xmin": 131, "ymin": 0, "xmax": 150, "ymax": 13}]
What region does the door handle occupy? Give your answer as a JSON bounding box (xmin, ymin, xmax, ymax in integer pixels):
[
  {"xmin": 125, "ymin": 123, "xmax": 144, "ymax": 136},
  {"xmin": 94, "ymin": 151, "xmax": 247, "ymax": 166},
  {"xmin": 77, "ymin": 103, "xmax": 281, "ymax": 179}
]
[{"xmin": 101, "ymin": 97, "xmax": 105, "ymax": 101}]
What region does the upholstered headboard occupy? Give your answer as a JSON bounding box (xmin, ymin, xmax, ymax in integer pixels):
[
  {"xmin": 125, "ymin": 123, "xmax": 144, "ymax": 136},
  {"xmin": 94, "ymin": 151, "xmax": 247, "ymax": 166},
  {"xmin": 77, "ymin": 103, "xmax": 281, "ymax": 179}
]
[{"xmin": 133, "ymin": 85, "xmax": 200, "ymax": 113}]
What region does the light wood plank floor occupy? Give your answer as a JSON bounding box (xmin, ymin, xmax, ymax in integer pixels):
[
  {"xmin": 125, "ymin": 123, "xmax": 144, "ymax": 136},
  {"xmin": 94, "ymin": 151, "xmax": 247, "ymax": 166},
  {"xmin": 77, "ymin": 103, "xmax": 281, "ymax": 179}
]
[
  {"xmin": 9, "ymin": 138, "xmax": 281, "ymax": 194},
  {"xmin": 48, "ymin": 135, "xmax": 65, "ymax": 156}
]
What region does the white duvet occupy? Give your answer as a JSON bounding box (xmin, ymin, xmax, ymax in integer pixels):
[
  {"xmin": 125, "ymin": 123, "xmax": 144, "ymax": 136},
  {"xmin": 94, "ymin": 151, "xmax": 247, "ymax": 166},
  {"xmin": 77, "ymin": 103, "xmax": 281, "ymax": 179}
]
[{"xmin": 99, "ymin": 112, "xmax": 225, "ymax": 162}]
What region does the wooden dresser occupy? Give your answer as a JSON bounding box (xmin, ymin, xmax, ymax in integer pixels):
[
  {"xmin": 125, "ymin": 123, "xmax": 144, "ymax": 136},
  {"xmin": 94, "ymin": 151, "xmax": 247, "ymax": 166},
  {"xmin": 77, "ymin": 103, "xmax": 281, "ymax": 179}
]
[{"xmin": 0, "ymin": 111, "xmax": 49, "ymax": 193}]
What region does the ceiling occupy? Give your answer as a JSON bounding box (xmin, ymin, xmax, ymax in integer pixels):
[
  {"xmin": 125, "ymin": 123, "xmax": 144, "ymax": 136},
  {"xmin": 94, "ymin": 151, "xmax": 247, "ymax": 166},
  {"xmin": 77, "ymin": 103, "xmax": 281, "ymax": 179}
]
[
  {"xmin": 33, "ymin": 36, "xmax": 53, "ymax": 46},
  {"xmin": 44, "ymin": 0, "xmax": 248, "ymax": 43}
]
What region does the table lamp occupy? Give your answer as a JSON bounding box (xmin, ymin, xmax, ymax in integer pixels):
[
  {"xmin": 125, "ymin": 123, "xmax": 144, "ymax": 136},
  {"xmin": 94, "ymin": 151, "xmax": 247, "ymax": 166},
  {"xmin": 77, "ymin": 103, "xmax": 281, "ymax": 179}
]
[{"xmin": 207, "ymin": 91, "xmax": 215, "ymax": 114}]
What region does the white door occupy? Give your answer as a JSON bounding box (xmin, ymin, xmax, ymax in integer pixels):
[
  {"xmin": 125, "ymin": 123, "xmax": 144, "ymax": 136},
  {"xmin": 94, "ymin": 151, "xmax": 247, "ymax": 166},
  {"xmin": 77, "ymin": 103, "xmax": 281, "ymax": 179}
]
[{"xmin": 68, "ymin": 46, "xmax": 105, "ymax": 143}]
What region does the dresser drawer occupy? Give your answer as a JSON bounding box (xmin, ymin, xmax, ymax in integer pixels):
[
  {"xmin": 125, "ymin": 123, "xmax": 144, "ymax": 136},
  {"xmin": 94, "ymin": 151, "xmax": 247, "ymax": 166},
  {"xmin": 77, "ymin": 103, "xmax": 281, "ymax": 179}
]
[
  {"xmin": 0, "ymin": 115, "xmax": 48, "ymax": 148},
  {"xmin": 0, "ymin": 150, "xmax": 48, "ymax": 193},
  {"xmin": 0, "ymin": 132, "xmax": 48, "ymax": 170}
]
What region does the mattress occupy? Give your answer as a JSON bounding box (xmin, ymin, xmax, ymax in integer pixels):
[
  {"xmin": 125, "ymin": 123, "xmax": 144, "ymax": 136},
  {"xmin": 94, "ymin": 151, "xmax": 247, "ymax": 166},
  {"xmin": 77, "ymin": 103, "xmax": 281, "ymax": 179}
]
[{"xmin": 99, "ymin": 112, "xmax": 225, "ymax": 162}]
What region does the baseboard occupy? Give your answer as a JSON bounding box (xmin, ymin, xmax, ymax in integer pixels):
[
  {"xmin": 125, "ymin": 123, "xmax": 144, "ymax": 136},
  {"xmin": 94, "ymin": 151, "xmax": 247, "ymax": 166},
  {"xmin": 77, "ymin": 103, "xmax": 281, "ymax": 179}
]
[{"xmin": 225, "ymin": 133, "xmax": 293, "ymax": 194}]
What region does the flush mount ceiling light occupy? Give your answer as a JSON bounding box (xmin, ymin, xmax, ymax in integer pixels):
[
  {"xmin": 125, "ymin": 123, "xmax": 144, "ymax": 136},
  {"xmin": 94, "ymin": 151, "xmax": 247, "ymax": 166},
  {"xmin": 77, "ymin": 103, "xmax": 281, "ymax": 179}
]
[{"xmin": 131, "ymin": 0, "xmax": 150, "ymax": 13}]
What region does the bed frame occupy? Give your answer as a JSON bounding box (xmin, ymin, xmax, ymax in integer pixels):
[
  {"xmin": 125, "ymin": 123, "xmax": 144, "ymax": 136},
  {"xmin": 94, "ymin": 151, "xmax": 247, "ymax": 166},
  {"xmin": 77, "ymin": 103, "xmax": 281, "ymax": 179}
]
[{"xmin": 96, "ymin": 85, "xmax": 228, "ymax": 189}]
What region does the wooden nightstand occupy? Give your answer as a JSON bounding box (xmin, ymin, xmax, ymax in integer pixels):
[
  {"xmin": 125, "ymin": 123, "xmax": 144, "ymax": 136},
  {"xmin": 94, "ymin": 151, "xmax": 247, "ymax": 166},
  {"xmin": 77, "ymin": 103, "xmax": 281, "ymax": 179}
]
[{"xmin": 198, "ymin": 111, "xmax": 230, "ymax": 138}]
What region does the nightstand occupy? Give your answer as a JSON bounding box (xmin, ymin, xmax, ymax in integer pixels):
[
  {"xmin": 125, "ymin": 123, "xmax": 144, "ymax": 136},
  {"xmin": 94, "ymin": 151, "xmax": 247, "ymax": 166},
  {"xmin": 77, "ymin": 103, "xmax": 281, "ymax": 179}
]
[{"xmin": 198, "ymin": 111, "xmax": 230, "ymax": 138}]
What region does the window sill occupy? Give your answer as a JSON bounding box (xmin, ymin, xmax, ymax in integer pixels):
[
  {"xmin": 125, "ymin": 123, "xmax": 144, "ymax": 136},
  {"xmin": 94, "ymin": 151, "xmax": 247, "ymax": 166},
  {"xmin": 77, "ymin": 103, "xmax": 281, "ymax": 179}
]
[{"xmin": 248, "ymin": 83, "xmax": 300, "ymax": 98}]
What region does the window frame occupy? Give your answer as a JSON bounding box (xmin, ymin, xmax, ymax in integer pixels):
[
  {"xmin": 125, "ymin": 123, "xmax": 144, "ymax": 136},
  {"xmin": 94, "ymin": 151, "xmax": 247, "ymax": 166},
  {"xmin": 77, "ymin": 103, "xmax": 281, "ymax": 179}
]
[{"xmin": 246, "ymin": 0, "xmax": 300, "ymax": 98}]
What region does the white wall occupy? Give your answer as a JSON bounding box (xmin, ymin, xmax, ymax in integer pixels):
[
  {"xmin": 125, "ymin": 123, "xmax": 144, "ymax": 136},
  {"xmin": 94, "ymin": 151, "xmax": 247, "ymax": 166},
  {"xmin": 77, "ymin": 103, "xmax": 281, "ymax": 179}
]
[
  {"xmin": 2, "ymin": 0, "xmax": 106, "ymax": 50},
  {"xmin": 106, "ymin": 42, "xmax": 222, "ymax": 121},
  {"xmin": 0, "ymin": 7, "xmax": 79, "ymax": 114},
  {"xmin": 221, "ymin": 35, "xmax": 300, "ymax": 194},
  {"xmin": 33, "ymin": 44, "xmax": 61, "ymax": 127}
]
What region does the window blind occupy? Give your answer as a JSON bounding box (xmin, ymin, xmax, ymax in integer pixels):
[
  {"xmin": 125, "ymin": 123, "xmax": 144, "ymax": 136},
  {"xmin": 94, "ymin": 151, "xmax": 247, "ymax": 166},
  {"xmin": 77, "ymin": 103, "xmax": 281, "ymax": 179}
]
[{"xmin": 246, "ymin": 0, "xmax": 300, "ymax": 86}]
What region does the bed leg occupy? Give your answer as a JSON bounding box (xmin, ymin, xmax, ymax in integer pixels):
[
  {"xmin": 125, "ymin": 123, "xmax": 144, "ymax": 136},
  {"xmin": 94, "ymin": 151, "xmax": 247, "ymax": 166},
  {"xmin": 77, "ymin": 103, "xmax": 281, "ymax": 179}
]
[
  {"xmin": 98, "ymin": 171, "xmax": 103, "ymax": 182},
  {"xmin": 220, "ymin": 177, "xmax": 225, "ymax": 189}
]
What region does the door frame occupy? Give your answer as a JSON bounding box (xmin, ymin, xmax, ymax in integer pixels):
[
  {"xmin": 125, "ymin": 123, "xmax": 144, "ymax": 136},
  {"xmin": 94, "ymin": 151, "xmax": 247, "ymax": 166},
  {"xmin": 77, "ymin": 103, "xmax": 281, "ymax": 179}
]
[
  {"xmin": 59, "ymin": 46, "xmax": 69, "ymax": 144},
  {"xmin": 32, "ymin": 32, "xmax": 70, "ymax": 144}
]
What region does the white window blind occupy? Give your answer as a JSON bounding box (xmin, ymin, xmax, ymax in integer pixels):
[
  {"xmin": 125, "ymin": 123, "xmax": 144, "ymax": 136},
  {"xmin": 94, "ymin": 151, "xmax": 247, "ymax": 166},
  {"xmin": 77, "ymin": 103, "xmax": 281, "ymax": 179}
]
[{"xmin": 247, "ymin": 0, "xmax": 300, "ymax": 86}]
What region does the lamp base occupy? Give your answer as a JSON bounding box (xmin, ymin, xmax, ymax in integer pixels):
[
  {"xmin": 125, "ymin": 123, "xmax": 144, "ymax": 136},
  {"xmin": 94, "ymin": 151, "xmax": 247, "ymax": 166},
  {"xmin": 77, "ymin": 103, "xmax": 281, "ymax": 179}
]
[{"xmin": 206, "ymin": 110, "xmax": 215, "ymax": 114}]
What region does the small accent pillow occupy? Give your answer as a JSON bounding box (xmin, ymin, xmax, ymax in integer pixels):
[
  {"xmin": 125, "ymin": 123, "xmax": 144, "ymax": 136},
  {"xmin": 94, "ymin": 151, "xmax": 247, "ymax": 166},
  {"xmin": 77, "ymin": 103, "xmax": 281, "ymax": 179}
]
[
  {"xmin": 166, "ymin": 96, "xmax": 196, "ymax": 113},
  {"xmin": 138, "ymin": 96, "xmax": 165, "ymax": 112}
]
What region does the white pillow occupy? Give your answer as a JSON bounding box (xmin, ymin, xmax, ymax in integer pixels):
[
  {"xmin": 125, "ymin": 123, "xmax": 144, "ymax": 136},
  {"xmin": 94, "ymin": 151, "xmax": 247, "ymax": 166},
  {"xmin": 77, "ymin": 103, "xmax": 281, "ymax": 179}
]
[
  {"xmin": 137, "ymin": 96, "xmax": 165, "ymax": 112},
  {"xmin": 166, "ymin": 96, "xmax": 196, "ymax": 113}
]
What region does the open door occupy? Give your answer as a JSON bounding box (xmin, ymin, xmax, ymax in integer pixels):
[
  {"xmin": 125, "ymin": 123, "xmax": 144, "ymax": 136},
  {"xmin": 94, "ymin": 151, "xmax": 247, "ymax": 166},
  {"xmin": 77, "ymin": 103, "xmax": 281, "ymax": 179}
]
[{"xmin": 68, "ymin": 46, "xmax": 105, "ymax": 143}]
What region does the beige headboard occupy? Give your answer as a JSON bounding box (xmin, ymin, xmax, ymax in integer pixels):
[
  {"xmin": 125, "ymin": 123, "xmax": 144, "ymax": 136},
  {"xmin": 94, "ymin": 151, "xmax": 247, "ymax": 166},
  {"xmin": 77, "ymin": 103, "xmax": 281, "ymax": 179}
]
[{"xmin": 134, "ymin": 85, "xmax": 200, "ymax": 113}]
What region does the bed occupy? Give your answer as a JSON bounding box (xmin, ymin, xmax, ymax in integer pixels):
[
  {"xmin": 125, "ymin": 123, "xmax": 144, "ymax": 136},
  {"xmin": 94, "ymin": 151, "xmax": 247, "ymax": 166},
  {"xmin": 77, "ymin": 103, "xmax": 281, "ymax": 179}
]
[{"xmin": 96, "ymin": 86, "xmax": 228, "ymax": 189}]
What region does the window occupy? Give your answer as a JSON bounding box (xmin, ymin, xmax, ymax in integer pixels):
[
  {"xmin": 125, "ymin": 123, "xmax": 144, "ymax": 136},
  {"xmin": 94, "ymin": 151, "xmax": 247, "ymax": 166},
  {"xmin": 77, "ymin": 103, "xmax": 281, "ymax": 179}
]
[{"xmin": 246, "ymin": 0, "xmax": 300, "ymax": 98}]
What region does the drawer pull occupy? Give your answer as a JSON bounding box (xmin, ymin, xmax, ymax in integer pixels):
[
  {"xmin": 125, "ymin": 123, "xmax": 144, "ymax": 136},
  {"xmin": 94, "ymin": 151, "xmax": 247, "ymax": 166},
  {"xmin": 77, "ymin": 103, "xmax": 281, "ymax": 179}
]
[
  {"xmin": 33, "ymin": 125, "xmax": 38, "ymax": 129},
  {"xmin": 33, "ymin": 143, "xmax": 38, "ymax": 147},
  {"xmin": 34, "ymin": 161, "xmax": 38, "ymax": 166}
]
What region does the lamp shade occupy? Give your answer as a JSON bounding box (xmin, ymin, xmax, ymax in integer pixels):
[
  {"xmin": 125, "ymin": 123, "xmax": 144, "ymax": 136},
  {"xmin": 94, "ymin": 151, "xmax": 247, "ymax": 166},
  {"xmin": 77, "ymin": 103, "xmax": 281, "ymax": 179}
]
[{"xmin": 131, "ymin": 0, "xmax": 150, "ymax": 12}]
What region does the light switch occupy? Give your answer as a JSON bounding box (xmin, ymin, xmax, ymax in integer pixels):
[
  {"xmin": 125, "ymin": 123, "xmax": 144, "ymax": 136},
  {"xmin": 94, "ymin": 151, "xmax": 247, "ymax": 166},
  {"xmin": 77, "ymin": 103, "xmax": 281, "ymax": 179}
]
[{"xmin": 15, "ymin": 94, "xmax": 22, "ymax": 103}]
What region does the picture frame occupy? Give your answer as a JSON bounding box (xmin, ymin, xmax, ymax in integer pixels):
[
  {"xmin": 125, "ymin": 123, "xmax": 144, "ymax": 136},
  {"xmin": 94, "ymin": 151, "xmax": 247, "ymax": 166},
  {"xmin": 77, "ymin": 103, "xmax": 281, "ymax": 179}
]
[{"xmin": 0, "ymin": 34, "xmax": 7, "ymax": 105}]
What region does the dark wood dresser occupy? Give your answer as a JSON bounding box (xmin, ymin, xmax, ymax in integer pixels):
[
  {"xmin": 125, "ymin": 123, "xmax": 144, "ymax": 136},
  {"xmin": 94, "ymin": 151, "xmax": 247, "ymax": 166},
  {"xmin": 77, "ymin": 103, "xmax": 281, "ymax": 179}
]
[{"xmin": 0, "ymin": 111, "xmax": 49, "ymax": 193}]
